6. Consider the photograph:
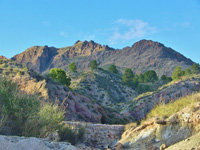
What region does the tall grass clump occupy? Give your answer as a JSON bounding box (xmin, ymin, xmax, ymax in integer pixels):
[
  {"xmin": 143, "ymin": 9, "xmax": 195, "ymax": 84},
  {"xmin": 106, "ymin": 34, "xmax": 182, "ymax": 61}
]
[
  {"xmin": 0, "ymin": 77, "xmax": 85, "ymax": 144},
  {"xmin": 0, "ymin": 77, "xmax": 64, "ymax": 137},
  {"xmin": 0, "ymin": 77, "xmax": 40, "ymax": 135},
  {"xmin": 146, "ymin": 92, "xmax": 200, "ymax": 120}
]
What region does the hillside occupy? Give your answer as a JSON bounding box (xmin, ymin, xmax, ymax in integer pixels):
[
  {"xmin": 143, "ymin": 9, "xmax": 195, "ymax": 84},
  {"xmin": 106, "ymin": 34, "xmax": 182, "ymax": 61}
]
[
  {"xmin": 120, "ymin": 75, "xmax": 200, "ymax": 121},
  {"xmin": 0, "ymin": 59, "xmax": 138, "ymax": 124},
  {"xmin": 11, "ymin": 40, "xmax": 194, "ymax": 76},
  {"xmin": 0, "ymin": 59, "xmax": 107, "ymax": 123}
]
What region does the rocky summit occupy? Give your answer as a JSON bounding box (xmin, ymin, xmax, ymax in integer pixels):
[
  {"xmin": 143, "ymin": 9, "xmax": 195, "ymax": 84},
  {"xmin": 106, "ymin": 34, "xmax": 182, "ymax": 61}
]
[{"xmin": 12, "ymin": 40, "xmax": 193, "ymax": 76}]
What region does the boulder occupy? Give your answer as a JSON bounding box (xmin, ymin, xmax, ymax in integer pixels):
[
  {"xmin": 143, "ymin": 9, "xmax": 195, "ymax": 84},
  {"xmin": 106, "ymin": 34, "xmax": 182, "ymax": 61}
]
[{"xmin": 0, "ymin": 135, "xmax": 77, "ymax": 150}]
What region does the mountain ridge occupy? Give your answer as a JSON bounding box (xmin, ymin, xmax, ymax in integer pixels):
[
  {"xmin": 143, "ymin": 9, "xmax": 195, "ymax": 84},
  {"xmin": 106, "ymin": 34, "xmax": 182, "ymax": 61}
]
[{"xmin": 11, "ymin": 39, "xmax": 194, "ymax": 76}]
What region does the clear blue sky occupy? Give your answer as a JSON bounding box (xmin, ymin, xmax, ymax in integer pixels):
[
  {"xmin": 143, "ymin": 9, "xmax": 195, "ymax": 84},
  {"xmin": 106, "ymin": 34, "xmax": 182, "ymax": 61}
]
[{"xmin": 0, "ymin": 0, "xmax": 200, "ymax": 63}]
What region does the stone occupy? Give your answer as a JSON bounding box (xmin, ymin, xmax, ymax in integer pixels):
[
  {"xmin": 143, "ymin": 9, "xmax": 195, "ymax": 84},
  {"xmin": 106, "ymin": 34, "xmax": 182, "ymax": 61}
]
[
  {"xmin": 160, "ymin": 144, "xmax": 167, "ymax": 150},
  {"xmin": 115, "ymin": 142, "xmax": 124, "ymax": 150},
  {"xmin": 0, "ymin": 135, "xmax": 78, "ymax": 150}
]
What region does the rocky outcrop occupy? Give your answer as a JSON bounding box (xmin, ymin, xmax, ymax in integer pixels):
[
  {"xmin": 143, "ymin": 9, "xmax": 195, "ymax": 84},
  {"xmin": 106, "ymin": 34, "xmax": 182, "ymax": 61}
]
[
  {"xmin": 0, "ymin": 56, "xmax": 7, "ymax": 59},
  {"xmin": 118, "ymin": 101, "xmax": 200, "ymax": 150},
  {"xmin": 0, "ymin": 135, "xmax": 77, "ymax": 150},
  {"xmin": 11, "ymin": 40, "xmax": 194, "ymax": 76},
  {"xmin": 66, "ymin": 121, "xmax": 124, "ymax": 149},
  {"xmin": 122, "ymin": 76, "xmax": 200, "ymax": 121},
  {"xmin": 12, "ymin": 46, "xmax": 58, "ymax": 73}
]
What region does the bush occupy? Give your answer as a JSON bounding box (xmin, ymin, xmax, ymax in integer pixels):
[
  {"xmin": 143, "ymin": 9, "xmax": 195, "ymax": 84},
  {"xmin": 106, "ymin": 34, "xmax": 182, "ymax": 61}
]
[
  {"xmin": 58, "ymin": 124, "xmax": 85, "ymax": 145},
  {"xmin": 0, "ymin": 78, "xmax": 40, "ymax": 135},
  {"xmin": 0, "ymin": 63, "xmax": 6, "ymax": 68},
  {"xmin": 0, "ymin": 78, "xmax": 67, "ymax": 138}
]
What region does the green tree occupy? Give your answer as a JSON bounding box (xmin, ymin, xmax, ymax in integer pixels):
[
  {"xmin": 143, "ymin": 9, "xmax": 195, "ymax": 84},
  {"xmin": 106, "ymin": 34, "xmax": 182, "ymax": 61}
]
[
  {"xmin": 48, "ymin": 68, "xmax": 71, "ymax": 86},
  {"xmin": 161, "ymin": 74, "xmax": 167, "ymax": 81},
  {"xmin": 90, "ymin": 60, "xmax": 98, "ymax": 70},
  {"xmin": 132, "ymin": 74, "xmax": 139, "ymax": 87},
  {"xmin": 143, "ymin": 70, "xmax": 158, "ymax": 83},
  {"xmin": 166, "ymin": 77, "xmax": 172, "ymax": 82},
  {"xmin": 138, "ymin": 74, "xmax": 144, "ymax": 83},
  {"xmin": 184, "ymin": 68, "xmax": 192, "ymax": 76},
  {"xmin": 108, "ymin": 64, "xmax": 118, "ymax": 74},
  {"xmin": 191, "ymin": 63, "xmax": 200, "ymax": 74},
  {"xmin": 68, "ymin": 62, "xmax": 77, "ymax": 72},
  {"xmin": 172, "ymin": 66, "xmax": 183, "ymax": 80},
  {"xmin": 122, "ymin": 68, "xmax": 134, "ymax": 86}
]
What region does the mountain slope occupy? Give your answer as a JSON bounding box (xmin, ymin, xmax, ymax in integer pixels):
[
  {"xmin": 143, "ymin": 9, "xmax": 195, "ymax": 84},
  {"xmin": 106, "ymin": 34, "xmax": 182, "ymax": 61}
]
[{"xmin": 11, "ymin": 40, "xmax": 194, "ymax": 76}]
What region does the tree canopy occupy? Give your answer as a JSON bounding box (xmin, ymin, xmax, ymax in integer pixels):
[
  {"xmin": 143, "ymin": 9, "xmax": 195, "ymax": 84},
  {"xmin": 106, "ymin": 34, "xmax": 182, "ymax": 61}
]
[
  {"xmin": 184, "ymin": 68, "xmax": 192, "ymax": 76},
  {"xmin": 122, "ymin": 68, "xmax": 134, "ymax": 86},
  {"xmin": 48, "ymin": 68, "xmax": 71, "ymax": 86},
  {"xmin": 108, "ymin": 64, "xmax": 118, "ymax": 74},
  {"xmin": 191, "ymin": 63, "xmax": 200, "ymax": 74},
  {"xmin": 143, "ymin": 70, "xmax": 158, "ymax": 83},
  {"xmin": 172, "ymin": 66, "xmax": 183, "ymax": 80},
  {"xmin": 68, "ymin": 62, "xmax": 77, "ymax": 72},
  {"xmin": 90, "ymin": 60, "xmax": 98, "ymax": 70}
]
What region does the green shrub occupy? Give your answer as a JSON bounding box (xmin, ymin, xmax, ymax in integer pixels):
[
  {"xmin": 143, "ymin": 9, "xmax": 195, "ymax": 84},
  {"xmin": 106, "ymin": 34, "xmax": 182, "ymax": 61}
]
[
  {"xmin": 0, "ymin": 63, "xmax": 6, "ymax": 68},
  {"xmin": 13, "ymin": 67, "xmax": 19, "ymax": 72},
  {"xmin": 58, "ymin": 124, "xmax": 85, "ymax": 145},
  {"xmin": 0, "ymin": 78, "xmax": 40, "ymax": 135},
  {"xmin": 0, "ymin": 78, "xmax": 67, "ymax": 138}
]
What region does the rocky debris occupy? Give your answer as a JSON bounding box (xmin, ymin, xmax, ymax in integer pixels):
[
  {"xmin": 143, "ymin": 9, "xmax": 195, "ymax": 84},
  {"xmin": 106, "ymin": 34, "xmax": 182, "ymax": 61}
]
[
  {"xmin": 66, "ymin": 121, "xmax": 124, "ymax": 149},
  {"xmin": 0, "ymin": 135, "xmax": 77, "ymax": 150}
]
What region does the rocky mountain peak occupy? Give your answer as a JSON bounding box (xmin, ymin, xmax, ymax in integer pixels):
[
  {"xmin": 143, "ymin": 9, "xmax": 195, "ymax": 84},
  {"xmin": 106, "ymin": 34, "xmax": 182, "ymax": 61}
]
[
  {"xmin": 69, "ymin": 40, "xmax": 114, "ymax": 57},
  {"xmin": 0, "ymin": 56, "xmax": 7, "ymax": 59},
  {"xmin": 132, "ymin": 39, "xmax": 164, "ymax": 50}
]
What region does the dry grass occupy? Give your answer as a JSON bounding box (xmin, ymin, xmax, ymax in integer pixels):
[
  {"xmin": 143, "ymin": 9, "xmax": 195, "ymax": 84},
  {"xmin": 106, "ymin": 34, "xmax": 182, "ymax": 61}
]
[
  {"xmin": 146, "ymin": 92, "xmax": 200, "ymax": 120},
  {"xmin": 125, "ymin": 122, "xmax": 138, "ymax": 130}
]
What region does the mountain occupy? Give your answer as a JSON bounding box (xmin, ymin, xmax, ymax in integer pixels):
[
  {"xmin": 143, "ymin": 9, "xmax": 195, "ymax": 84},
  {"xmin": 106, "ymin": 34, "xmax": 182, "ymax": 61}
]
[{"xmin": 11, "ymin": 40, "xmax": 194, "ymax": 76}]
